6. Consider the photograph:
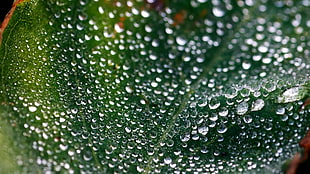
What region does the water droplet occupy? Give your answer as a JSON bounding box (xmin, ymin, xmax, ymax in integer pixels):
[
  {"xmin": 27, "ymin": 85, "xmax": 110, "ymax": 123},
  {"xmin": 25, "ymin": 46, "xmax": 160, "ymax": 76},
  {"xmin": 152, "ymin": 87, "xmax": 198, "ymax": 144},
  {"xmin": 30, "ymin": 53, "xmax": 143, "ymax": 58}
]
[
  {"xmin": 114, "ymin": 23, "xmax": 124, "ymax": 33},
  {"xmin": 217, "ymin": 124, "xmax": 227, "ymax": 134},
  {"xmin": 209, "ymin": 98, "xmax": 221, "ymax": 110},
  {"xmin": 140, "ymin": 99, "xmax": 147, "ymax": 105},
  {"xmin": 251, "ymin": 99, "xmax": 265, "ymax": 111},
  {"xmin": 29, "ymin": 106, "xmax": 37, "ymax": 112},
  {"xmin": 137, "ymin": 166, "xmax": 144, "ymax": 172},
  {"xmin": 180, "ymin": 133, "xmax": 190, "ymax": 142},
  {"xmin": 218, "ymin": 107, "xmax": 228, "ymax": 117},
  {"xmin": 212, "ymin": 7, "xmax": 225, "ymax": 17},
  {"xmin": 83, "ymin": 150, "xmax": 93, "ymax": 161},
  {"xmin": 198, "ymin": 126, "xmax": 209, "ymax": 135},
  {"xmin": 209, "ymin": 113, "xmax": 218, "ymax": 122},
  {"xmin": 68, "ymin": 149, "xmax": 75, "ymax": 156},
  {"xmin": 277, "ymin": 86, "xmax": 307, "ymax": 103},
  {"xmin": 141, "ymin": 10, "xmax": 150, "ymax": 18},
  {"xmin": 151, "ymin": 81, "xmax": 158, "ymax": 88},
  {"xmin": 262, "ymin": 57, "xmax": 272, "ymax": 64},
  {"xmin": 164, "ymin": 157, "xmax": 172, "ymax": 164},
  {"xmin": 225, "ymin": 87, "xmax": 238, "ymax": 99},
  {"xmin": 125, "ymin": 86, "xmax": 134, "ymax": 93},
  {"xmin": 242, "ymin": 61, "xmax": 251, "ymax": 70},
  {"xmin": 236, "ymin": 102, "xmax": 248, "ymax": 115},
  {"xmin": 276, "ymin": 107, "xmax": 285, "ymax": 115},
  {"xmin": 258, "ymin": 45, "xmax": 268, "ymax": 53},
  {"xmin": 98, "ymin": 6, "xmax": 104, "ymax": 14},
  {"xmin": 125, "ymin": 127, "xmax": 131, "ymax": 133},
  {"xmin": 60, "ymin": 144, "xmax": 68, "ymax": 151},
  {"xmin": 176, "ymin": 36, "xmax": 187, "ymax": 46},
  {"xmin": 243, "ymin": 115, "xmax": 253, "ymax": 124}
]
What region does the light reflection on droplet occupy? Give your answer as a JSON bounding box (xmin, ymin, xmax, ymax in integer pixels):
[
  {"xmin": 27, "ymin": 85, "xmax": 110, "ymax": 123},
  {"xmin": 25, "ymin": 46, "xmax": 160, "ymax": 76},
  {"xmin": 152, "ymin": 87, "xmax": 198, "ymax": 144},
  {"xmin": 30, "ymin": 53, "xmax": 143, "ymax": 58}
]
[{"xmin": 212, "ymin": 7, "xmax": 225, "ymax": 17}]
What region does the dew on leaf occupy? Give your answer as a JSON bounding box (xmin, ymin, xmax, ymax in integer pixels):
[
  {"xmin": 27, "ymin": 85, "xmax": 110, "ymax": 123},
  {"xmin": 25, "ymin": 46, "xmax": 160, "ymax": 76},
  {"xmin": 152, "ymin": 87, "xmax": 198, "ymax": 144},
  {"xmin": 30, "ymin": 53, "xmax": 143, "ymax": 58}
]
[
  {"xmin": 251, "ymin": 99, "xmax": 265, "ymax": 111},
  {"xmin": 258, "ymin": 45, "xmax": 268, "ymax": 53},
  {"xmin": 236, "ymin": 102, "xmax": 248, "ymax": 115},
  {"xmin": 243, "ymin": 115, "xmax": 253, "ymax": 124},
  {"xmin": 180, "ymin": 133, "xmax": 190, "ymax": 142},
  {"xmin": 114, "ymin": 23, "xmax": 124, "ymax": 33},
  {"xmin": 1, "ymin": 0, "xmax": 310, "ymax": 173},
  {"xmin": 209, "ymin": 113, "xmax": 218, "ymax": 122},
  {"xmin": 217, "ymin": 124, "xmax": 227, "ymax": 134},
  {"xmin": 212, "ymin": 7, "xmax": 225, "ymax": 17},
  {"xmin": 225, "ymin": 87, "xmax": 238, "ymax": 99},
  {"xmin": 276, "ymin": 107, "xmax": 285, "ymax": 115},
  {"xmin": 242, "ymin": 61, "xmax": 251, "ymax": 70},
  {"xmin": 198, "ymin": 126, "xmax": 209, "ymax": 136},
  {"xmin": 28, "ymin": 106, "xmax": 37, "ymax": 112},
  {"xmin": 277, "ymin": 86, "xmax": 307, "ymax": 103},
  {"xmin": 176, "ymin": 36, "xmax": 187, "ymax": 46},
  {"xmin": 218, "ymin": 107, "xmax": 228, "ymax": 117},
  {"xmin": 208, "ymin": 97, "xmax": 221, "ymax": 110},
  {"xmin": 262, "ymin": 57, "xmax": 272, "ymax": 64},
  {"xmin": 125, "ymin": 86, "xmax": 134, "ymax": 93}
]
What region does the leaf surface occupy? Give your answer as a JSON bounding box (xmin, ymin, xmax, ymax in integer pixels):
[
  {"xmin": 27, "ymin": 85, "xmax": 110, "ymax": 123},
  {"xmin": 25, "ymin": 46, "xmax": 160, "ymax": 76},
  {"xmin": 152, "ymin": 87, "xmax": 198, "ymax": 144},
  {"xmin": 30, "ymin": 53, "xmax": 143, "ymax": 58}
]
[{"xmin": 0, "ymin": 0, "xmax": 309, "ymax": 173}]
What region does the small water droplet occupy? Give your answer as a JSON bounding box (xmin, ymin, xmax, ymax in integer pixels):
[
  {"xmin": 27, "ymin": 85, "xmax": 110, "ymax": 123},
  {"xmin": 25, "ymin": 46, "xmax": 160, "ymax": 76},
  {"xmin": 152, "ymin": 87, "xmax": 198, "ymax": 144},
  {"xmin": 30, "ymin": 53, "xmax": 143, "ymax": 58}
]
[
  {"xmin": 180, "ymin": 133, "xmax": 190, "ymax": 142},
  {"xmin": 217, "ymin": 124, "xmax": 227, "ymax": 134},
  {"xmin": 209, "ymin": 113, "xmax": 218, "ymax": 122},
  {"xmin": 225, "ymin": 87, "xmax": 238, "ymax": 99},
  {"xmin": 137, "ymin": 166, "xmax": 144, "ymax": 172},
  {"xmin": 164, "ymin": 157, "xmax": 172, "ymax": 164},
  {"xmin": 125, "ymin": 127, "xmax": 131, "ymax": 133},
  {"xmin": 29, "ymin": 106, "xmax": 37, "ymax": 112},
  {"xmin": 212, "ymin": 7, "xmax": 225, "ymax": 17},
  {"xmin": 251, "ymin": 99, "xmax": 265, "ymax": 111},
  {"xmin": 218, "ymin": 107, "xmax": 229, "ymax": 117},
  {"xmin": 209, "ymin": 98, "xmax": 221, "ymax": 110},
  {"xmin": 243, "ymin": 115, "xmax": 253, "ymax": 124},
  {"xmin": 258, "ymin": 45, "xmax": 268, "ymax": 53},
  {"xmin": 114, "ymin": 23, "xmax": 124, "ymax": 33},
  {"xmin": 242, "ymin": 61, "xmax": 251, "ymax": 70},
  {"xmin": 176, "ymin": 36, "xmax": 187, "ymax": 46},
  {"xmin": 98, "ymin": 6, "xmax": 104, "ymax": 14},
  {"xmin": 83, "ymin": 150, "xmax": 93, "ymax": 161},
  {"xmin": 140, "ymin": 99, "xmax": 147, "ymax": 105},
  {"xmin": 276, "ymin": 107, "xmax": 285, "ymax": 115},
  {"xmin": 141, "ymin": 10, "xmax": 150, "ymax": 18},
  {"xmin": 60, "ymin": 144, "xmax": 68, "ymax": 151},
  {"xmin": 198, "ymin": 126, "xmax": 209, "ymax": 135},
  {"xmin": 125, "ymin": 86, "xmax": 134, "ymax": 93},
  {"xmin": 236, "ymin": 102, "xmax": 248, "ymax": 115},
  {"xmin": 151, "ymin": 81, "xmax": 158, "ymax": 88}
]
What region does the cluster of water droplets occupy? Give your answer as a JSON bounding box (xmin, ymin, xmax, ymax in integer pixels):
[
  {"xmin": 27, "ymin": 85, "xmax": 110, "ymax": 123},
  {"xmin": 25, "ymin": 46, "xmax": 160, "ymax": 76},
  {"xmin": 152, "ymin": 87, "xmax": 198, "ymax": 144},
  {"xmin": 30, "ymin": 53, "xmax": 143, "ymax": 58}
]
[{"xmin": 0, "ymin": 0, "xmax": 309, "ymax": 173}]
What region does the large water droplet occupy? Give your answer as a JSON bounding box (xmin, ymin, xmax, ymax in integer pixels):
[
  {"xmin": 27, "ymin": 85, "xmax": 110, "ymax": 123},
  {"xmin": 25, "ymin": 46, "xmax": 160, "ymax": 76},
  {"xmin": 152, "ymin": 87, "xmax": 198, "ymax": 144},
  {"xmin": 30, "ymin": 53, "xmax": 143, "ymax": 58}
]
[{"xmin": 277, "ymin": 86, "xmax": 307, "ymax": 103}]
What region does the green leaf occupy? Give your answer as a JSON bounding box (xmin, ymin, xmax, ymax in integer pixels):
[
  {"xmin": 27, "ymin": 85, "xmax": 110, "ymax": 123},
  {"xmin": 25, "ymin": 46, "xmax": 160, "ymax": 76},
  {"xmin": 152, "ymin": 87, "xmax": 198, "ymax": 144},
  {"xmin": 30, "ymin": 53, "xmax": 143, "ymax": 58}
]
[{"xmin": 0, "ymin": 0, "xmax": 309, "ymax": 173}]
